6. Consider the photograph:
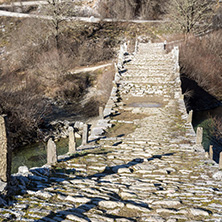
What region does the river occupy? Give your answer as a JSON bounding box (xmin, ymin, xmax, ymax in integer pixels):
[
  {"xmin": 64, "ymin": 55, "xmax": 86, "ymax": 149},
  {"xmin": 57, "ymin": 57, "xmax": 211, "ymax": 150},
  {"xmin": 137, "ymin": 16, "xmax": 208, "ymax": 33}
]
[
  {"xmin": 12, "ymin": 138, "xmax": 81, "ymax": 174},
  {"xmin": 11, "ymin": 103, "xmax": 222, "ymax": 172},
  {"xmin": 192, "ymin": 106, "xmax": 222, "ymax": 162}
]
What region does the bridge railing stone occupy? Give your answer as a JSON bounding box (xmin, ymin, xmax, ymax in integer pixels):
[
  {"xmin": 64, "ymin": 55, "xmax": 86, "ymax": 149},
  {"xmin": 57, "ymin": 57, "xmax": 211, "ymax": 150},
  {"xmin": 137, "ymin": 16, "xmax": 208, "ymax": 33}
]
[
  {"xmin": 117, "ymin": 43, "xmax": 128, "ymax": 69},
  {"xmin": 134, "ymin": 38, "xmax": 138, "ymax": 54},
  {"xmin": 47, "ymin": 138, "xmax": 57, "ymax": 165},
  {"xmin": 0, "ymin": 115, "xmax": 11, "ymax": 188},
  {"xmin": 68, "ymin": 126, "xmax": 76, "ymax": 154},
  {"xmin": 209, "ymin": 145, "xmax": 213, "ymax": 160},
  {"xmin": 219, "ymin": 152, "xmax": 222, "ymax": 169},
  {"xmin": 81, "ymin": 124, "xmax": 89, "ymax": 146},
  {"xmin": 99, "ymin": 107, "xmax": 104, "ymax": 119},
  {"xmin": 187, "ymin": 110, "xmax": 193, "ymax": 123},
  {"xmin": 172, "ymin": 46, "xmax": 180, "ymax": 73},
  {"xmin": 196, "ymin": 127, "xmax": 203, "ymax": 145}
]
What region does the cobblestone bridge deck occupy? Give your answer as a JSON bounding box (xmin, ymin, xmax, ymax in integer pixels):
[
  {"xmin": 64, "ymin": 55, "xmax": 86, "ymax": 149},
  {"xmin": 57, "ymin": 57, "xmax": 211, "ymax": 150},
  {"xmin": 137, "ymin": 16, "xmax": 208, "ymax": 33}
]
[{"xmin": 1, "ymin": 43, "xmax": 222, "ymax": 222}]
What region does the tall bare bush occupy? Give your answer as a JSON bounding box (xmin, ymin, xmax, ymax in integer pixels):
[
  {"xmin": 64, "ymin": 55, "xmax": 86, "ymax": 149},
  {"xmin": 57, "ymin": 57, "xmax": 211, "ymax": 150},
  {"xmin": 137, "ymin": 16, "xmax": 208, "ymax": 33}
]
[
  {"xmin": 167, "ymin": 0, "xmax": 215, "ymax": 33},
  {"xmin": 98, "ymin": 0, "xmax": 167, "ymax": 20},
  {"xmin": 0, "ymin": 77, "xmax": 50, "ymax": 148},
  {"xmin": 180, "ymin": 30, "xmax": 222, "ymax": 100}
]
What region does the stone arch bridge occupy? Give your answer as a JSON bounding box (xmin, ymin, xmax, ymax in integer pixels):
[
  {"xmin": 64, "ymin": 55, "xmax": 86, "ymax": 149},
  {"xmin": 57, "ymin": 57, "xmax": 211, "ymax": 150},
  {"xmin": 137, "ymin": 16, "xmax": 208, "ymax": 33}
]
[{"xmin": 1, "ymin": 42, "xmax": 222, "ymax": 222}]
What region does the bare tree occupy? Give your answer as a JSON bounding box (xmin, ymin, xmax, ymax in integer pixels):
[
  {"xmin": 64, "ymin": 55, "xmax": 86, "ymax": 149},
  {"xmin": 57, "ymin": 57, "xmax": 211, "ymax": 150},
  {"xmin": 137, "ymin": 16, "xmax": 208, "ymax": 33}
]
[
  {"xmin": 98, "ymin": 0, "xmax": 167, "ymax": 20},
  {"xmin": 40, "ymin": 0, "xmax": 79, "ymax": 49},
  {"xmin": 138, "ymin": 0, "xmax": 167, "ymax": 19},
  {"xmin": 167, "ymin": 0, "xmax": 215, "ymax": 33},
  {"xmin": 213, "ymin": 6, "xmax": 222, "ymax": 30}
]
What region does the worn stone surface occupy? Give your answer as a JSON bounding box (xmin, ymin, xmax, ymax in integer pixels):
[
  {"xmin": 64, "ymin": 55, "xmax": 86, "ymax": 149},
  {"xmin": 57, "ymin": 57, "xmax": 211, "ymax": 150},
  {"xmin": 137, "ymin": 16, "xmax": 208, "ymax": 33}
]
[{"xmin": 1, "ymin": 42, "xmax": 222, "ymax": 221}]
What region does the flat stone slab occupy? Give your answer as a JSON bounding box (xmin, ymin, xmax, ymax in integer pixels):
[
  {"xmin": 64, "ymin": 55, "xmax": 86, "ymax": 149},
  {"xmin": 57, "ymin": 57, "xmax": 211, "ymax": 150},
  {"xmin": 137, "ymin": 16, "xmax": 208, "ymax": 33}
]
[{"xmin": 98, "ymin": 201, "xmax": 124, "ymax": 209}]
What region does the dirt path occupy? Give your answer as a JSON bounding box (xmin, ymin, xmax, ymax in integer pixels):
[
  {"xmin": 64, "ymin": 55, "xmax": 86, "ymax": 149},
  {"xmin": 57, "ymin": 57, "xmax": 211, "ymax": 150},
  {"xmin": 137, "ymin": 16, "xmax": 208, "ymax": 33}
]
[
  {"xmin": 0, "ymin": 9, "xmax": 167, "ymax": 24},
  {"xmin": 71, "ymin": 62, "xmax": 113, "ymax": 74}
]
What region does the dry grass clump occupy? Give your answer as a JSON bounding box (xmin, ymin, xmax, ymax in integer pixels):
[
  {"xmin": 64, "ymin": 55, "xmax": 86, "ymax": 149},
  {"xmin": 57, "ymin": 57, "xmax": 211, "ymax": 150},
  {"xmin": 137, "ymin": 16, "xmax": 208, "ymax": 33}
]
[{"xmin": 179, "ymin": 30, "xmax": 222, "ymax": 100}]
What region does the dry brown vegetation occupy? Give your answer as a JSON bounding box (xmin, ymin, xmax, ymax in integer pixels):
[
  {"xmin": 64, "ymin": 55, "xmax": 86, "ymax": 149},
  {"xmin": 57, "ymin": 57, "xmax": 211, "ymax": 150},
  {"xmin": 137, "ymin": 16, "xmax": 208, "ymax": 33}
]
[
  {"xmin": 98, "ymin": 0, "xmax": 168, "ymax": 20},
  {"xmin": 212, "ymin": 117, "xmax": 222, "ymax": 143},
  {"xmin": 0, "ymin": 18, "xmax": 121, "ymax": 149},
  {"xmin": 0, "ymin": 16, "xmax": 159, "ymax": 149},
  {"xmin": 206, "ymin": 116, "xmax": 222, "ymax": 162},
  {"xmin": 180, "ymin": 30, "xmax": 222, "ymax": 100}
]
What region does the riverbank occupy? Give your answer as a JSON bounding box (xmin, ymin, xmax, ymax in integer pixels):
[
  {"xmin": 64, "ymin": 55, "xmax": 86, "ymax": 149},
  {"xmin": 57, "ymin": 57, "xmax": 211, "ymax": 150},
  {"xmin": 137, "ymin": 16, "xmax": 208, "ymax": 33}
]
[
  {"xmin": 192, "ymin": 106, "xmax": 222, "ymax": 163},
  {"xmin": 12, "ymin": 137, "xmax": 82, "ymax": 174}
]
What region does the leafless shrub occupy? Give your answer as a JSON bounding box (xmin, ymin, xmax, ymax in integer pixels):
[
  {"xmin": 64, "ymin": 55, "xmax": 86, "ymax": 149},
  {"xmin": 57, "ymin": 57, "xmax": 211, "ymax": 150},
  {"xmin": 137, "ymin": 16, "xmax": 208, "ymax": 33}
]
[
  {"xmin": 167, "ymin": 0, "xmax": 215, "ymax": 34},
  {"xmin": 183, "ymin": 89, "xmax": 194, "ymax": 100},
  {"xmin": 213, "ymin": 7, "xmax": 222, "ymax": 30},
  {"xmin": 180, "ymin": 30, "xmax": 222, "ymax": 100},
  {"xmin": 34, "ymin": 48, "xmax": 73, "ymax": 89},
  {"xmin": 77, "ymin": 38, "xmax": 114, "ymax": 66},
  {"xmin": 56, "ymin": 73, "xmax": 91, "ymax": 103},
  {"xmin": 211, "ymin": 116, "xmax": 222, "ymax": 142},
  {"xmin": 98, "ymin": 0, "xmax": 167, "ymax": 20},
  {"xmin": 0, "ymin": 77, "xmax": 50, "ymax": 148}
]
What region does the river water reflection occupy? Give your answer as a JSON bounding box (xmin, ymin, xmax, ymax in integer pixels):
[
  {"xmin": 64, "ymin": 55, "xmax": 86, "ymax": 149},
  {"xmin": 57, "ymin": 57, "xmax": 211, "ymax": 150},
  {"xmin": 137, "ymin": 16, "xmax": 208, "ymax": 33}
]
[{"xmin": 12, "ymin": 138, "xmax": 81, "ymax": 174}]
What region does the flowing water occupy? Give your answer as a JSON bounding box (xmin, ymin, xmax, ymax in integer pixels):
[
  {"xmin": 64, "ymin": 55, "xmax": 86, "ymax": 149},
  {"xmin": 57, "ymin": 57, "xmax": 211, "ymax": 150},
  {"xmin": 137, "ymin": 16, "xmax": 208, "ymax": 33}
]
[{"xmin": 12, "ymin": 138, "xmax": 81, "ymax": 174}]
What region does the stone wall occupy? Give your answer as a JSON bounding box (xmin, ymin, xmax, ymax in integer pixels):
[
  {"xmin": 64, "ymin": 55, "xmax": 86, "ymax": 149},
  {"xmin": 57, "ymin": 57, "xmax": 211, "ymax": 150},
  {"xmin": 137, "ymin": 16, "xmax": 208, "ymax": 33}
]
[
  {"xmin": 171, "ymin": 45, "xmax": 206, "ymax": 154},
  {"xmin": 89, "ymin": 43, "xmax": 128, "ymax": 140}
]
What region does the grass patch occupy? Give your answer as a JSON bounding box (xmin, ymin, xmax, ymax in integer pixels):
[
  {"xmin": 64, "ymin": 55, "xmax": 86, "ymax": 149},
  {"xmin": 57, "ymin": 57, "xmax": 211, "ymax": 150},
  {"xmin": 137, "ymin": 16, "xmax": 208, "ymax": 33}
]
[
  {"xmin": 111, "ymin": 110, "xmax": 149, "ymax": 121},
  {"xmin": 105, "ymin": 122, "xmax": 136, "ymax": 138}
]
